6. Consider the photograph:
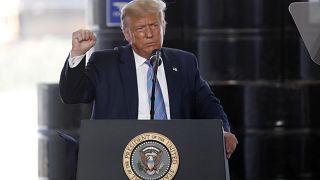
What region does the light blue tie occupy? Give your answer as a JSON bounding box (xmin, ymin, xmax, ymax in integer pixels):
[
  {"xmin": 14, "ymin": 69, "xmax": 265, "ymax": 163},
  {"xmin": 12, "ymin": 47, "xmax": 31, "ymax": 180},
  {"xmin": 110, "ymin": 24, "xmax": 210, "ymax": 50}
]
[{"xmin": 145, "ymin": 60, "xmax": 167, "ymax": 120}]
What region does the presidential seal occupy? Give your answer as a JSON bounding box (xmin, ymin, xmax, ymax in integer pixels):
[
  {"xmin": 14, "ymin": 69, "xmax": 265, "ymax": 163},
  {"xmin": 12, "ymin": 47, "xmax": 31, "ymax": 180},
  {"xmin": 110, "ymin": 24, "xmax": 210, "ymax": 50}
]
[{"xmin": 123, "ymin": 132, "xmax": 179, "ymax": 180}]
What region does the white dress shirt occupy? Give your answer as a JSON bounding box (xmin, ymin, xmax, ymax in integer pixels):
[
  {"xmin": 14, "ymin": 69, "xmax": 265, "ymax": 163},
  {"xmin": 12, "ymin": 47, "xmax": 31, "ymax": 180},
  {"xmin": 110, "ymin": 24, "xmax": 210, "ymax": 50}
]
[{"xmin": 68, "ymin": 50, "xmax": 171, "ymax": 120}]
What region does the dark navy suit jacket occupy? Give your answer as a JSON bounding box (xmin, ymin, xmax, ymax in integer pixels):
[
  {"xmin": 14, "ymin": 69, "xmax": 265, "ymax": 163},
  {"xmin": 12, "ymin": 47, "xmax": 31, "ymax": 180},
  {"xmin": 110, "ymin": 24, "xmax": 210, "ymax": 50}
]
[{"xmin": 59, "ymin": 44, "xmax": 230, "ymax": 131}]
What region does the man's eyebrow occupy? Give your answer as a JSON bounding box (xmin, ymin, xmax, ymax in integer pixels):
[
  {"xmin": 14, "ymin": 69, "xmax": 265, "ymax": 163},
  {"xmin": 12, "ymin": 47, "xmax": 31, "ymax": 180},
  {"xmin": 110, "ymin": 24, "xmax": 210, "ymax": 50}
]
[
  {"xmin": 148, "ymin": 22, "xmax": 159, "ymax": 25},
  {"xmin": 135, "ymin": 24, "xmax": 146, "ymax": 27}
]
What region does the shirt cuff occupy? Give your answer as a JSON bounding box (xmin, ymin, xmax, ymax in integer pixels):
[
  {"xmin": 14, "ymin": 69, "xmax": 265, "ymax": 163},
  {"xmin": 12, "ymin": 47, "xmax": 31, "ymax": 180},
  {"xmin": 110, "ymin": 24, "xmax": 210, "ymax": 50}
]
[{"xmin": 68, "ymin": 52, "xmax": 85, "ymax": 68}]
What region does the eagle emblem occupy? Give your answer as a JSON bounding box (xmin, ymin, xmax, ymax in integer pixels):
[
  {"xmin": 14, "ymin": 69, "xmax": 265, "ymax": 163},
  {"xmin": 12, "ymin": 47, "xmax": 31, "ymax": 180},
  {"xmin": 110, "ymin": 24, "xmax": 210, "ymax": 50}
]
[
  {"xmin": 123, "ymin": 132, "xmax": 179, "ymax": 180},
  {"xmin": 138, "ymin": 147, "xmax": 164, "ymax": 176}
]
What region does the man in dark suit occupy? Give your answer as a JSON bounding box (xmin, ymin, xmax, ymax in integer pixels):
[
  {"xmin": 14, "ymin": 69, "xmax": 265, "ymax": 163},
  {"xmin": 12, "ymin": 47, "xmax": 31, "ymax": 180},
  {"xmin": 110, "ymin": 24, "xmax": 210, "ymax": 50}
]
[{"xmin": 60, "ymin": 0, "xmax": 237, "ymax": 158}]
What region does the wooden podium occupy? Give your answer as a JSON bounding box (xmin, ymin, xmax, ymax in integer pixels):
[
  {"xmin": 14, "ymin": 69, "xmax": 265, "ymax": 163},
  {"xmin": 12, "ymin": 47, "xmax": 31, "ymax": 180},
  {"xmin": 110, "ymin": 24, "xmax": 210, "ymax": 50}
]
[{"xmin": 76, "ymin": 119, "xmax": 230, "ymax": 180}]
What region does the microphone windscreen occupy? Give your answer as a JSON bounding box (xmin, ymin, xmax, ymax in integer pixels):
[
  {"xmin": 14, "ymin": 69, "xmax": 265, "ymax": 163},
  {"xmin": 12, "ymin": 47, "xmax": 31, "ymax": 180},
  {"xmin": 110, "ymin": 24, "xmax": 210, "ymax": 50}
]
[{"xmin": 149, "ymin": 49, "xmax": 162, "ymax": 66}]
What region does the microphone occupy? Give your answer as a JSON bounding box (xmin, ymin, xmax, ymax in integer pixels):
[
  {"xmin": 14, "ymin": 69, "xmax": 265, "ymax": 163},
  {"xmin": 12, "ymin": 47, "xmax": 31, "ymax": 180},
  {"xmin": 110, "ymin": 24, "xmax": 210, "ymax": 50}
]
[
  {"xmin": 148, "ymin": 49, "xmax": 162, "ymax": 120},
  {"xmin": 149, "ymin": 49, "xmax": 162, "ymax": 68}
]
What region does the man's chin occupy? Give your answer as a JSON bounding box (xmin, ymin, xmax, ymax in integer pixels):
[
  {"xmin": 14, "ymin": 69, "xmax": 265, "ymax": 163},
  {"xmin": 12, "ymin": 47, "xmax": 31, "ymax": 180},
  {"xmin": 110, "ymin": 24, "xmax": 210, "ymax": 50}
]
[{"xmin": 146, "ymin": 45, "xmax": 161, "ymax": 53}]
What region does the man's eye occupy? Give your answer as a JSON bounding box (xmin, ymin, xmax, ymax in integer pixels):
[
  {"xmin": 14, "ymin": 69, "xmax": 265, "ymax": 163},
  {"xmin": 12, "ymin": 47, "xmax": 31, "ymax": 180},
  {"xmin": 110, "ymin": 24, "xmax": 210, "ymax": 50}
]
[
  {"xmin": 136, "ymin": 27, "xmax": 144, "ymax": 32},
  {"xmin": 152, "ymin": 24, "xmax": 159, "ymax": 28}
]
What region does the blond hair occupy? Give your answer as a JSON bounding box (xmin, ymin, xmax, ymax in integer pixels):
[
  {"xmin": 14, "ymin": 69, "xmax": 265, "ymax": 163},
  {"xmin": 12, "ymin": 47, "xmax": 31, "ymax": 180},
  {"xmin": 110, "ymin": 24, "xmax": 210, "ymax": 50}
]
[{"xmin": 120, "ymin": 0, "xmax": 167, "ymax": 30}]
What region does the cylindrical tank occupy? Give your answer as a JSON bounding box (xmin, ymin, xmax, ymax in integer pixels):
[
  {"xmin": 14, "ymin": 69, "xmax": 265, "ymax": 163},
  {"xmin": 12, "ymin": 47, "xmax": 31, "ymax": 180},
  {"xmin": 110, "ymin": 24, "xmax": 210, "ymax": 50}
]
[
  {"xmin": 305, "ymin": 82, "xmax": 320, "ymax": 129},
  {"xmin": 244, "ymin": 130, "xmax": 310, "ymax": 179},
  {"xmin": 309, "ymin": 130, "xmax": 320, "ymax": 178},
  {"xmin": 38, "ymin": 83, "xmax": 92, "ymax": 180},
  {"xmin": 244, "ymin": 82, "xmax": 308, "ymax": 129},
  {"xmin": 210, "ymin": 82, "xmax": 245, "ymax": 179},
  {"xmin": 210, "ymin": 82, "xmax": 245, "ymax": 131},
  {"xmin": 242, "ymin": 82, "xmax": 319, "ymax": 179},
  {"xmin": 197, "ymin": 31, "xmax": 282, "ymax": 80},
  {"xmin": 184, "ymin": 0, "xmax": 284, "ymax": 81}
]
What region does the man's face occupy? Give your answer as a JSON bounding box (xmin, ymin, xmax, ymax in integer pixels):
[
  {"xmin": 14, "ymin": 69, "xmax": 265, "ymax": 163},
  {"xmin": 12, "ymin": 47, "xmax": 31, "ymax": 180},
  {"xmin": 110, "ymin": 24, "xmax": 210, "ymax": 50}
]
[{"xmin": 123, "ymin": 13, "xmax": 164, "ymax": 59}]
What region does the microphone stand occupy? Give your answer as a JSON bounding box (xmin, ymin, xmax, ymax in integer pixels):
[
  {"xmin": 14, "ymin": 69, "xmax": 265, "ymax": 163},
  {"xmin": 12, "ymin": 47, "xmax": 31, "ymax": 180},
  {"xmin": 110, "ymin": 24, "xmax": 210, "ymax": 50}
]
[{"xmin": 150, "ymin": 50, "xmax": 161, "ymax": 120}]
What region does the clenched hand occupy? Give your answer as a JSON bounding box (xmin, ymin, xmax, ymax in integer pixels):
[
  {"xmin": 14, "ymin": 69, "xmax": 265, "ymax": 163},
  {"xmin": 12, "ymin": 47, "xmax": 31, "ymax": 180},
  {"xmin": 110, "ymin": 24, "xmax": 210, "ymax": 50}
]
[{"xmin": 71, "ymin": 29, "xmax": 97, "ymax": 57}]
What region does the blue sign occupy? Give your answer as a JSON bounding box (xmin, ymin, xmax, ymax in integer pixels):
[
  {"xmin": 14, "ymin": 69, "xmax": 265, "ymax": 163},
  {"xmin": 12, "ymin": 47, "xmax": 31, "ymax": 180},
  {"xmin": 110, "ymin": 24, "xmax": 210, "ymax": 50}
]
[{"xmin": 107, "ymin": 0, "xmax": 130, "ymax": 27}]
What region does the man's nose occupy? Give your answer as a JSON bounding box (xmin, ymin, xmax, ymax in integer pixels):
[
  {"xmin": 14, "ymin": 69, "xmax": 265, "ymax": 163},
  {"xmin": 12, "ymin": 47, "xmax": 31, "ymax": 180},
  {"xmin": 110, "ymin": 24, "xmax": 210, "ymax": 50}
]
[{"xmin": 145, "ymin": 26, "xmax": 153, "ymax": 38}]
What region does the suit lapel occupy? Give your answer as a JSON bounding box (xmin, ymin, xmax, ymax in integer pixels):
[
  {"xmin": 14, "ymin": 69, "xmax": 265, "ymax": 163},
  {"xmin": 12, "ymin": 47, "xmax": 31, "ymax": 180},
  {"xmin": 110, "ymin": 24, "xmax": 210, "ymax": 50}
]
[
  {"xmin": 118, "ymin": 45, "xmax": 138, "ymax": 118},
  {"xmin": 162, "ymin": 48, "xmax": 181, "ymax": 119}
]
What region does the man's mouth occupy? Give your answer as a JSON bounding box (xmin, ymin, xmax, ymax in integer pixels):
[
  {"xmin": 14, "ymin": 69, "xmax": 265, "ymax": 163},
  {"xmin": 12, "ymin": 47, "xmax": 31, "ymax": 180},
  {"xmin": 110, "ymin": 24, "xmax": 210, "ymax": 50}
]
[{"xmin": 146, "ymin": 42, "xmax": 156, "ymax": 46}]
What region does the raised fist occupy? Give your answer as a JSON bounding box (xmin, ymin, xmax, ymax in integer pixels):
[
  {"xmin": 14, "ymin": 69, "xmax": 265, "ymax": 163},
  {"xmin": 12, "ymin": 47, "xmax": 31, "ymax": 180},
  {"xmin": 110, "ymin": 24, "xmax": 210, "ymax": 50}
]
[{"xmin": 71, "ymin": 29, "xmax": 97, "ymax": 57}]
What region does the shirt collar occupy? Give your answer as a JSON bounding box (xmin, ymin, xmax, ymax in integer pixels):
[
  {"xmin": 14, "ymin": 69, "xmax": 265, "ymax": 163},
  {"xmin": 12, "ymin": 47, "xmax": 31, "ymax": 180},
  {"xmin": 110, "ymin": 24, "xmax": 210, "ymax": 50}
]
[
  {"xmin": 132, "ymin": 49, "xmax": 147, "ymax": 68},
  {"xmin": 132, "ymin": 49, "xmax": 164, "ymax": 68}
]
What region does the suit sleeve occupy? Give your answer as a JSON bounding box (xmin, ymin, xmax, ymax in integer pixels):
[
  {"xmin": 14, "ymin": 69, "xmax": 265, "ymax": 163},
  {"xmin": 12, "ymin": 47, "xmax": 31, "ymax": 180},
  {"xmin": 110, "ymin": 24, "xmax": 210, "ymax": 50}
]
[
  {"xmin": 59, "ymin": 53, "xmax": 98, "ymax": 104},
  {"xmin": 190, "ymin": 54, "xmax": 231, "ymax": 132}
]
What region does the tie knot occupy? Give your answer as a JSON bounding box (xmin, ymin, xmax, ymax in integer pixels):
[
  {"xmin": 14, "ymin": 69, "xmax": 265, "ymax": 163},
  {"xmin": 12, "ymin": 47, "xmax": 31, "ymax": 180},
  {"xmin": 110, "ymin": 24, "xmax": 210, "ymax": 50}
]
[{"xmin": 145, "ymin": 60, "xmax": 152, "ymax": 68}]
